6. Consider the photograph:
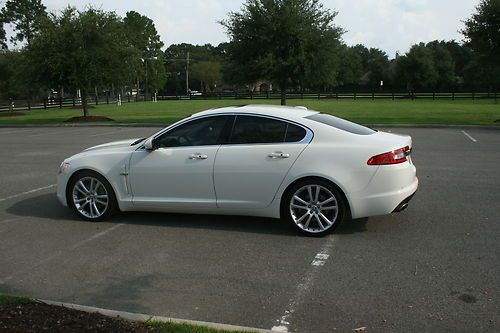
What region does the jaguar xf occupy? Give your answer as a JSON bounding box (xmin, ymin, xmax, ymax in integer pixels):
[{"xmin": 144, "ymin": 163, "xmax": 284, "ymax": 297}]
[{"xmin": 57, "ymin": 105, "xmax": 418, "ymax": 236}]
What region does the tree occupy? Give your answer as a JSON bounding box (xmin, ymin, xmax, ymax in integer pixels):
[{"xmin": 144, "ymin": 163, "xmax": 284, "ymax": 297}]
[
  {"xmin": 426, "ymin": 41, "xmax": 456, "ymax": 89},
  {"xmin": 396, "ymin": 43, "xmax": 439, "ymax": 90},
  {"xmin": 336, "ymin": 45, "xmax": 362, "ymax": 86},
  {"xmin": 1, "ymin": 0, "xmax": 47, "ymax": 45},
  {"xmin": 0, "ymin": 19, "xmax": 7, "ymax": 49},
  {"xmin": 462, "ymin": 0, "xmax": 500, "ymax": 68},
  {"xmin": 27, "ymin": 6, "xmax": 139, "ymax": 116},
  {"xmin": 191, "ymin": 61, "xmax": 222, "ymax": 92},
  {"xmin": 124, "ymin": 11, "xmax": 166, "ymax": 97},
  {"xmin": 221, "ymin": 0, "xmax": 344, "ymax": 105}
]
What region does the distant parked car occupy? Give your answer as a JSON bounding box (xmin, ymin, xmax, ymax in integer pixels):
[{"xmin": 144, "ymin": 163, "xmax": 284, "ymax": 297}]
[
  {"xmin": 57, "ymin": 105, "xmax": 418, "ymax": 236},
  {"xmin": 189, "ymin": 90, "xmax": 202, "ymax": 96}
]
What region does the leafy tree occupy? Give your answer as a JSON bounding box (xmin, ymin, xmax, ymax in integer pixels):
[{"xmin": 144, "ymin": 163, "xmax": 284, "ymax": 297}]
[
  {"xmin": 1, "ymin": 0, "xmax": 47, "ymax": 45},
  {"xmin": 164, "ymin": 43, "xmax": 223, "ymax": 94},
  {"xmin": 0, "ymin": 50, "xmax": 40, "ymax": 99},
  {"xmin": 351, "ymin": 45, "xmax": 390, "ymax": 88},
  {"xmin": 191, "ymin": 61, "xmax": 222, "ymax": 92},
  {"xmin": 221, "ymin": 0, "xmax": 344, "ymax": 105},
  {"xmin": 0, "ymin": 19, "xmax": 7, "ymax": 49},
  {"xmin": 124, "ymin": 11, "xmax": 166, "ymax": 97},
  {"xmin": 27, "ymin": 6, "xmax": 139, "ymax": 116},
  {"xmin": 462, "ymin": 0, "xmax": 500, "ymax": 68},
  {"xmin": 426, "ymin": 41, "xmax": 456, "ymax": 89},
  {"xmin": 396, "ymin": 43, "xmax": 438, "ymax": 90},
  {"xmin": 337, "ymin": 45, "xmax": 362, "ymax": 86}
]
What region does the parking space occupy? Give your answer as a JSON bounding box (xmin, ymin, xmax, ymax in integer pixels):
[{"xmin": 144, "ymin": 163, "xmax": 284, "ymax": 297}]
[{"xmin": 0, "ymin": 126, "xmax": 498, "ymax": 332}]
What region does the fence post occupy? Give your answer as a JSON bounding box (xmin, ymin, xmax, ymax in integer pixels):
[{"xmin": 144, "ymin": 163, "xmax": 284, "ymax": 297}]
[
  {"xmin": 494, "ymin": 91, "xmax": 497, "ymax": 103},
  {"xmin": 336, "ymin": 91, "xmax": 339, "ymax": 100},
  {"xmin": 72, "ymin": 97, "xmax": 76, "ymax": 107},
  {"xmin": 43, "ymin": 98, "xmax": 47, "ymax": 109},
  {"xmin": 354, "ymin": 92, "xmax": 357, "ymax": 100},
  {"xmin": 267, "ymin": 90, "xmax": 270, "ymax": 99},
  {"xmin": 127, "ymin": 94, "xmax": 130, "ymax": 103},
  {"xmin": 106, "ymin": 93, "xmax": 109, "ymax": 104},
  {"xmin": 452, "ymin": 92, "xmax": 455, "ymax": 101},
  {"xmin": 472, "ymin": 92, "xmax": 475, "ymax": 101},
  {"xmin": 59, "ymin": 97, "xmax": 63, "ymax": 109},
  {"xmin": 27, "ymin": 100, "xmax": 31, "ymax": 111},
  {"xmin": 432, "ymin": 92, "xmax": 435, "ymax": 101},
  {"xmin": 392, "ymin": 91, "xmax": 395, "ymax": 101},
  {"xmin": 372, "ymin": 91, "xmax": 375, "ymax": 100},
  {"xmin": 318, "ymin": 92, "xmax": 320, "ymax": 100},
  {"xmin": 250, "ymin": 90, "xmax": 253, "ymax": 100}
]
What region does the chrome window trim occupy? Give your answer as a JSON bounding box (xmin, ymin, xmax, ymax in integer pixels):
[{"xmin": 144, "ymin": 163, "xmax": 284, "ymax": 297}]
[{"xmin": 138, "ymin": 113, "xmax": 314, "ymax": 150}]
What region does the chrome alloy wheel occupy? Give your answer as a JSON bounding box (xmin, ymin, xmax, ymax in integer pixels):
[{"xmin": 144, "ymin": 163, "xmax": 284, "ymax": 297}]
[
  {"xmin": 72, "ymin": 177, "xmax": 109, "ymax": 219},
  {"xmin": 290, "ymin": 185, "xmax": 339, "ymax": 233}
]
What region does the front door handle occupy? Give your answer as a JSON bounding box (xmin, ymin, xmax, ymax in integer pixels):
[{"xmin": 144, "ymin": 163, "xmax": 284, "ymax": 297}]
[
  {"xmin": 189, "ymin": 153, "xmax": 208, "ymax": 160},
  {"xmin": 268, "ymin": 152, "xmax": 290, "ymax": 159}
]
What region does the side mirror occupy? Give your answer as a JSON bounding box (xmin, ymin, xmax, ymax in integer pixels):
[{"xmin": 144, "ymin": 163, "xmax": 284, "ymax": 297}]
[{"xmin": 144, "ymin": 137, "xmax": 156, "ymax": 151}]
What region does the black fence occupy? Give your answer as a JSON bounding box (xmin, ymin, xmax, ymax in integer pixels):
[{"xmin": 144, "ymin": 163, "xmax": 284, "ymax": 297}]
[{"xmin": 1, "ymin": 91, "xmax": 498, "ymax": 113}]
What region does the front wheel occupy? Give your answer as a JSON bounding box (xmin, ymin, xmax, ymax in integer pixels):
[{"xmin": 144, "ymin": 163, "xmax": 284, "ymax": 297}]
[
  {"xmin": 283, "ymin": 180, "xmax": 346, "ymax": 236},
  {"xmin": 67, "ymin": 170, "xmax": 117, "ymax": 221}
]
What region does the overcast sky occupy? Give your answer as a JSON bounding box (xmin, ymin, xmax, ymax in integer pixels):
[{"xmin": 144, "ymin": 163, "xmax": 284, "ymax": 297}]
[{"xmin": 5, "ymin": 0, "xmax": 478, "ymax": 57}]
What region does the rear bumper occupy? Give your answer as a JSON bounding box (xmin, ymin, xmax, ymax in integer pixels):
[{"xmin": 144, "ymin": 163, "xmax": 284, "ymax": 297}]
[
  {"xmin": 349, "ymin": 162, "xmax": 418, "ymax": 219},
  {"xmin": 392, "ymin": 191, "xmax": 416, "ymax": 213}
]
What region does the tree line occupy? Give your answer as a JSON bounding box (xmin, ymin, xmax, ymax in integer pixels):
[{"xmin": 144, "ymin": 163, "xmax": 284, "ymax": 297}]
[{"xmin": 0, "ymin": 0, "xmax": 498, "ymax": 110}]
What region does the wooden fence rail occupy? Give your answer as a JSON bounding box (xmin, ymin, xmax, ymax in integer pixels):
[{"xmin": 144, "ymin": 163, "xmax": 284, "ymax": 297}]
[{"xmin": 0, "ymin": 91, "xmax": 498, "ymax": 113}]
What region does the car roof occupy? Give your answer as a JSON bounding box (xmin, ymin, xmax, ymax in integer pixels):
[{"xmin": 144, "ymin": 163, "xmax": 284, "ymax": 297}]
[{"xmin": 191, "ymin": 104, "xmax": 319, "ymax": 121}]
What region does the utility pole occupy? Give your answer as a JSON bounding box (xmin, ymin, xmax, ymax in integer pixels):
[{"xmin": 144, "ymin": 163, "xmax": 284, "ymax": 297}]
[{"xmin": 186, "ymin": 51, "xmax": 190, "ymax": 95}]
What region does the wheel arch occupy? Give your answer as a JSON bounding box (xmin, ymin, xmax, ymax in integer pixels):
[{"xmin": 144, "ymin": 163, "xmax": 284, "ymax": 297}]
[
  {"xmin": 65, "ymin": 168, "xmax": 119, "ymax": 208},
  {"xmin": 279, "ymin": 176, "xmax": 352, "ymax": 220}
]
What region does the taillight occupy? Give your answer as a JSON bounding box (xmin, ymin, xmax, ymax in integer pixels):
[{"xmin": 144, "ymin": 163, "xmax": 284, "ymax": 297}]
[{"xmin": 367, "ymin": 146, "xmax": 411, "ymax": 165}]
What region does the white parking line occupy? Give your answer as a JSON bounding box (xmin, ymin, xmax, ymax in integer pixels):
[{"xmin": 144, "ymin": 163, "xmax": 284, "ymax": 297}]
[
  {"xmin": 461, "ymin": 130, "xmax": 478, "ymax": 143},
  {"xmin": 271, "ymin": 237, "xmax": 335, "ymax": 332},
  {"xmin": 0, "ymin": 184, "xmax": 57, "ymax": 202},
  {"xmin": 0, "ymin": 223, "xmax": 125, "ymax": 284}
]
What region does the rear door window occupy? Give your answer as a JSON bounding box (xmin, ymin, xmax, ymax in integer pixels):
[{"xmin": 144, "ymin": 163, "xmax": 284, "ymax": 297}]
[
  {"xmin": 306, "ymin": 113, "xmax": 376, "ymax": 135},
  {"xmin": 230, "ymin": 115, "xmax": 287, "ymax": 144}
]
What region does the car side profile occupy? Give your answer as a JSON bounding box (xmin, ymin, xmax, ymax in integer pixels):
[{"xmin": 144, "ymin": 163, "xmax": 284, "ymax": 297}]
[{"xmin": 57, "ymin": 105, "xmax": 418, "ymax": 236}]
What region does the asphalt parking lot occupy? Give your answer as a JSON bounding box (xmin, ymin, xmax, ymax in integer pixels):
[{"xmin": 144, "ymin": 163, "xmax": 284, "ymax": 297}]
[{"xmin": 0, "ymin": 125, "xmax": 498, "ymax": 332}]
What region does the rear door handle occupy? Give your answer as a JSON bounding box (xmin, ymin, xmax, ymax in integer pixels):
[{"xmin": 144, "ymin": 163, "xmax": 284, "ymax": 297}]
[
  {"xmin": 268, "ymin": 152, "xmax": 290, "ymax": 159},
  {"xmin": 189, "ymin": 153, "xmax": 208, "ymax": 160}
]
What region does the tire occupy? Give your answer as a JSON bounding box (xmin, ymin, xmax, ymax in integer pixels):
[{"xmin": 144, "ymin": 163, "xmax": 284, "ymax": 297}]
[
  {"xmin": 282, "ymin": 179, "xmax": 346, "ymax": 236},
  {"xmin": 67, "ymin": 170, "xmax": 118, "ymax": 222}
]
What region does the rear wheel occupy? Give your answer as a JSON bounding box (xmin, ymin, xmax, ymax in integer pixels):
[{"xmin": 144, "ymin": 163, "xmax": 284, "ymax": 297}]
[
  {"xmin": 283, "ymin": 179, "xmax": 345, "ymax": 236},
  {"xmin": 67, "ymin": 170, "xmax": 117, "ymax": 221}
]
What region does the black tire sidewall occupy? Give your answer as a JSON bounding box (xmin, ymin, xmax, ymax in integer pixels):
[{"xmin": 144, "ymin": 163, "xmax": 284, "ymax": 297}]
[{"xmin": 67, "ymin": 170, "xmax": 117, "ymax": 222}]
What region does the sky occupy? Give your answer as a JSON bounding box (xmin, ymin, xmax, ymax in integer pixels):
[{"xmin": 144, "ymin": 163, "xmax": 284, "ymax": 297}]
[{"xmin": 4, "ymin": 0, "xmax": 479, "ymax": 58}]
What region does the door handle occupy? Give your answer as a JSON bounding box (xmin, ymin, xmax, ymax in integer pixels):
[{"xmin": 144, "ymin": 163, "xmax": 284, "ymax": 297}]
[
  {"xmin": 189, "ymin": 153, "xmax": 208, "ymax": 160},
  {"xmin": 268, "ymin": 152, "xmax": 290, "ymax": 159}
]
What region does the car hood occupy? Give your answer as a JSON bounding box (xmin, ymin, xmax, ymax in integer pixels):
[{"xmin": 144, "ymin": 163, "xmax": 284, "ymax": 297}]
[{"xmin": 83, "ymin": 138, "xmax": 141, "ymax": 152}]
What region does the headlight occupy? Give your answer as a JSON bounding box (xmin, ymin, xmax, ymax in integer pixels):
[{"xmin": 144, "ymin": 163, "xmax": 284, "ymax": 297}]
[{"xmin": 58, "ymin": 162, "xmax": 71, "ymax": 174}]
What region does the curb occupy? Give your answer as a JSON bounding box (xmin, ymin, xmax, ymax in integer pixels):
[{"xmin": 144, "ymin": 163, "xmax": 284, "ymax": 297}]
[
  {"xmin": 40, "ymin": 299, "xmax": 274, "ymax": 333},
  {"xmin": 0, "ymin": 123, "xmax": 499, "ymax": 129}
]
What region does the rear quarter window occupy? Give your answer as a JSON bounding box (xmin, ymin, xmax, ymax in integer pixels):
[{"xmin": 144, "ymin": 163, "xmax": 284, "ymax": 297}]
[{"xmin": 306, "ymin": 113, "xmax": 376, "ymax": 135}]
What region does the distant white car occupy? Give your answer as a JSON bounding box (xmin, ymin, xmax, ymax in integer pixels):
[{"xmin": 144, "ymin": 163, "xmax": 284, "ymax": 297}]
[{"xmin": 57, "ymin": 105, "xmax": 418, "ymax": 236}]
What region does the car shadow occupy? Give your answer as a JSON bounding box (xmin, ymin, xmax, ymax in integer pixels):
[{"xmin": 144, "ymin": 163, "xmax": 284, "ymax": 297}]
[
  {"xmin": 336, "ymin": 217, "xmax": 369, "ymax": 234},
  {"xmin": 5, "ymin": 193, "xmax": 297, "ymax": 236},
  {"xmin": 6, "ymin": 193, "xmax": 369, "ymax": 236}
]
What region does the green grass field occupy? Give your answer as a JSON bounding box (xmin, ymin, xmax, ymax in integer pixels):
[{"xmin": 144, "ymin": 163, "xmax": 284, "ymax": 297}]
[{"xmin": 0, "ymin": 99, "xmax": 498, "ymax": 126}]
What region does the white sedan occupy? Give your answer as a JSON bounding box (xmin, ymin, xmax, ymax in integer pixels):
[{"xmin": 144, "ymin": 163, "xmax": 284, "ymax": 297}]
[{"xmin": 57, "ymin": 105, "xmax": 418, "ymax": 236}]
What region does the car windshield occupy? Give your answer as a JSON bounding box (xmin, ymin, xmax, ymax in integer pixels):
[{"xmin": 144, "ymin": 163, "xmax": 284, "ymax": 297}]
[{"xmin": 306, "ymin": 113, "xmax": 376, "ymax": 135}]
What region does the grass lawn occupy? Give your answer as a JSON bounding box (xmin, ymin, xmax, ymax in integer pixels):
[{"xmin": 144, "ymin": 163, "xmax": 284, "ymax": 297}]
[{"xmin": 0, "ymin": 99, "xmax": 498, "ymax": 126}]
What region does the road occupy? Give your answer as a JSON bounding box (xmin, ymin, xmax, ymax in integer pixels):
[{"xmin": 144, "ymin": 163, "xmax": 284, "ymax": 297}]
[{"xmin": 0, "ymin": 126, "xmax": 498, "ymax": 332}]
